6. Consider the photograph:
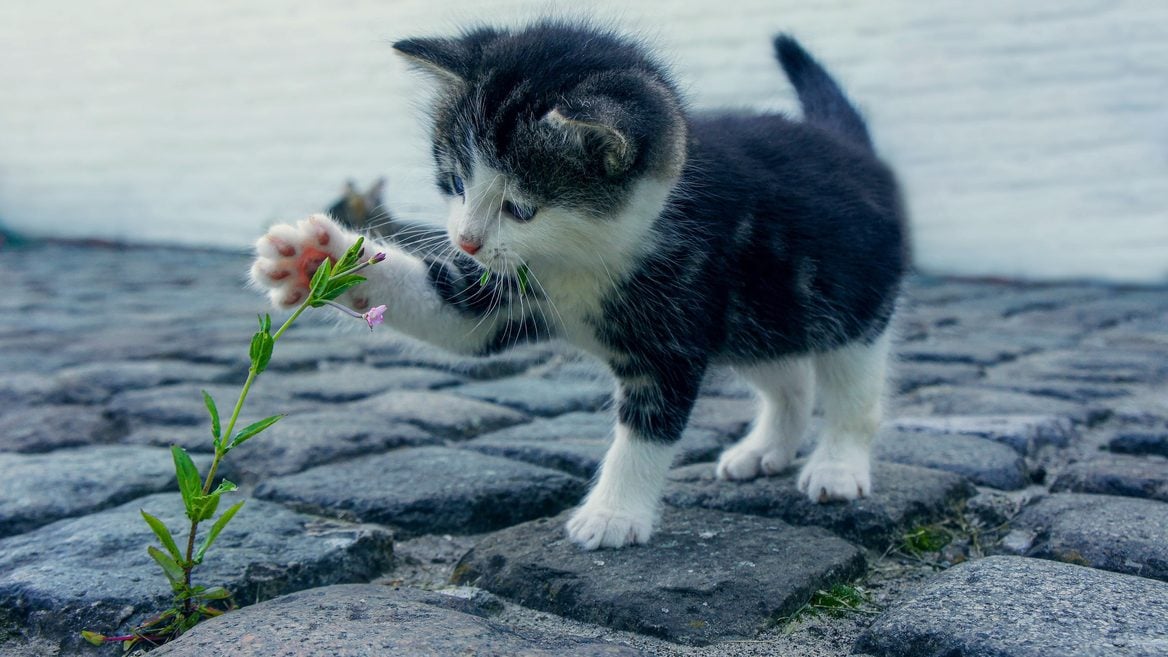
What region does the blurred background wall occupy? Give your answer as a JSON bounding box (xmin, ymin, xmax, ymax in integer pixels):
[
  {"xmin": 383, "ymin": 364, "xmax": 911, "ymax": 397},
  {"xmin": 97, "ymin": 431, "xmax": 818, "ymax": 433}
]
[{"xmin": 0, "ymin": 0, "xmax": 1164, "ymax": 282}]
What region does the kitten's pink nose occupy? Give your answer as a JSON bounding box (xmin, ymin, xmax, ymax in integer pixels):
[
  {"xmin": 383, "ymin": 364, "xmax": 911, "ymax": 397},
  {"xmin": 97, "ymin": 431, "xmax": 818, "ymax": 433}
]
[{"xmin": 458, "ymin": 236, "xmax": 481, "ymax": 255}]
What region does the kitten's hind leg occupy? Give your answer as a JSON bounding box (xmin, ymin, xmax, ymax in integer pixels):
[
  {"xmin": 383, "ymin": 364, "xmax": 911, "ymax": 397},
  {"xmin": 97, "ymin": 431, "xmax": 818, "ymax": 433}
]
[
  {"xmin": 716, "ymin": 358, "xmax": 814, "ymax": 480},
  {"xmin": 799, "ymin": 332, "xmax": 891, "ymax": 502}
]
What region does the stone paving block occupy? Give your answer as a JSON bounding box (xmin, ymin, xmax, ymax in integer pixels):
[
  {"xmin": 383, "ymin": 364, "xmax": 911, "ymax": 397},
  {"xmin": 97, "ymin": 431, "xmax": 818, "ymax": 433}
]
[
  {"xmin": 222, "ymin": 410, "xmax": 438, "ymax": 482},
  {"xmin": 105, "ymin": 383, "xmax": 306, "ymax": 428},
  {"xmin": 351, "ymin": 390, "xmax": 529, "ymax": 439},
  {"xmin": 0, "ymin": 445, "xmax": 202, "ymax": 538},
  {"xmin": 897, "ymin": 385, "xmax": 1107, "ymax": 424},
  {"xmin": 185, "ymin": 337, "xmax": 368, "ymax": 370},
  {"xmin": 0, "ymin": 493, "xmax": 393, "ymax": 653},
  {"xmin": 460, "ymin": 411, "xmax": 731, "ymax": 479},
  {"xmin": 874, "ymin": 429, "xmax": 1028, "ymax": 490},
  {"xmin": 1015, "ymin": 292, "xmax": 1168, "ymax": 333},
  {"xmin": 151, "ymin": 584, "xmax": 643, "ymax": 657},
  {"xmin": 892, "ymin": 360, "xmax": 983, "ymax": 395},
  {"xmin": 897, "ymin": 339, "xmax": 1026, "ymax": 367},
  {"xmin": 255, "ymin": 447, "xmax": 586, "ymax": 537},
  {"xmin": 453, "ymin": 508, "xmax": 866, "ymax": 646},
  {"xmin": 0, "ymin": 372, "xmax": 55, "ymax": 411},
  {"xmin": 282, "ymin": 365, "xmax": 464, "ymax": 402},
  {"xmin": 0, "ymin": 404, "xmax": 123, "ymax": 453},
  {"xmin": 987, "ymin": 348, "xmax": 1168, "ymax": 386},
  {"xmin": 1051, "ymin": 455, "xmax": 1168, "ymax": 503},
  {"xmin": 48, "ymin": 360, "xmax": 229, "ymax": 404},
  {"xmin": 1109, "ymin": 431, "xmax": 1168, "ymax": 458},
  {"xmin": 366, "ymin": 341, "xmax": 557, "ymax": 379},
  {"xmin": 453, "ymin": 376, "xmax": 612, "ymax": 416},
  {"xmin": 688, "ymin": 396, "xmax": 756, "ymax": 440},
  {"xmin": 855, "ymin": 556, "xmax": 1168, "ymax": 657},
  {"xmin": 1015, "ymin": 493, "xmax": 1168, "ymax": 581},
  {"xmin": 119, "ymin": 424, "xmax": 228, "ymax": 453},
  {"xmin": 665, "ymin": 461, "xmax": 975, "ymax": 549},
  {"xmin": 891, "ymin": 414, "xmax": 1077, "ymax": 454}
]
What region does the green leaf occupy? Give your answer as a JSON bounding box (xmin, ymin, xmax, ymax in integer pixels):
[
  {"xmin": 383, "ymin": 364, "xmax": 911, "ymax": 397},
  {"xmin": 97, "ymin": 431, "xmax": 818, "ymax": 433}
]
[
  {"xmin": 317, "ymin": 274, "xmax": 366, "ymax": 303},
  {"xmin": 479, "ymin": 269, "xmax": 492, "ymax": 287},
  {"xmin": 190, "ymin": 492, "xmax": 220, "ymax": 522},
  {"xmin": 334, "ymin": 236, "xmax": 366, "ymax": 274},
  {"xmin": 148, "ymin": 545, "xmax": 186, "ymax": 589},
  {"xmin": 250, "ymin": 328, "xmax": 274, "ymax": 374},
  {"xmin": 228, "ymin": 414, "xmax": 283, "ymax": 450},
  {"xmin": 171, "ymin": 446, "xmax": 203, "ymax": 520},
  {"xmin": 516, "ymin": 264, "xmax": 530, "ymax": 296},
  {"xmin": 179, "ymin": 612, "xmax": 201, "ymax": 631},
  {"xmin": 210, "ymin": 479, "xmax": 238, "ymax": 496},
  {"xmin": 195, "ymin": 586, "xmax": 232, "ymax": 601},
  {"xmin": 80, "ymin": 631, "xmax": 106, "ymax": 646},
  {"xmin": 262, "ymin": 313, "xmax": 272, "ymax": 333},
  {"xmin": 308, "ymin": 257, "xmax": 333, "ymax": 298},
  {"xmin": 201, "ymin": 390, "xmax": 221, "ymax": 440},
  {"xmin": 195, "ymin": 500, "xmax": 245, "ymax": 562},
  {"xmin": 140, "ymin": 509, "xmax": 182, "ymax": 563}
]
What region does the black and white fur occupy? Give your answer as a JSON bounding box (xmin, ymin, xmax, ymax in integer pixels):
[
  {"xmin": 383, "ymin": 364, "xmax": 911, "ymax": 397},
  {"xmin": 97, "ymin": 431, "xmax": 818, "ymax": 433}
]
[{"xmin": 251, "ymin": 22, "xmax": 907, "ymax": 550}]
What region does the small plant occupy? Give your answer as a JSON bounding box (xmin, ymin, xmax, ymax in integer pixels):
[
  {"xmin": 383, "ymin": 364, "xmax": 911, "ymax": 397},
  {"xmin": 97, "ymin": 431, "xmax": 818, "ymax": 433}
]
[
  {"xmin": 777, "ymin": 583, "xmax": 877, "ymax": 630},
  {"xmin": 901, "ymin": 524, "xmax": 953, "ymax": 556},
  {"xmin": 82, "ymin": 238, "xmax": 385, "ymax": 651}
]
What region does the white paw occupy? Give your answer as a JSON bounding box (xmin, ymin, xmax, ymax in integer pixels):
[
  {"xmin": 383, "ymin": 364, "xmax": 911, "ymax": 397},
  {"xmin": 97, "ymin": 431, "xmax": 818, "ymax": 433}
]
[
  {"xmin": 797, "ymin": 449, "xmax": 871, "ymax": 503},
  {"xmin": 250, "ymin": 214, "xmax": 363, "ymax": 309},
  {"xmin": 565, "ymin": 503, "xmax": 654, "ymax": 550},
  {"xmin": 715, "ymin": 443, "xmax": 794, "ymax": 481}
]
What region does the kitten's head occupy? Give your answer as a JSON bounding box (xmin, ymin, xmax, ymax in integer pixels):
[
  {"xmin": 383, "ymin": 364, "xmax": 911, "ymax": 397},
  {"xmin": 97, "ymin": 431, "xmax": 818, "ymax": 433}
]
[{"xmin": 394, "ymin": 21, "xmax": 686, "ymax": 274}]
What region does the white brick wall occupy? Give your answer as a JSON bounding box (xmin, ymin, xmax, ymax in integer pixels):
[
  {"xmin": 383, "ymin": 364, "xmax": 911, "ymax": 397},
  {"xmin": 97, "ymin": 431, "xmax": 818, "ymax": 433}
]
[{"xmin": 1, "ymin": 0, "xmax": 1165, "ymax": 282}]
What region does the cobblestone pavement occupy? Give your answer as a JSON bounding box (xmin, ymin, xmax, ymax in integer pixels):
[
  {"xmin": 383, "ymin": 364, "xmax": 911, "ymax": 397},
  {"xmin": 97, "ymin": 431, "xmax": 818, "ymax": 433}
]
[{"xmin": 1, "ymin": 242, "xmax": 1166, "ymax": 657}]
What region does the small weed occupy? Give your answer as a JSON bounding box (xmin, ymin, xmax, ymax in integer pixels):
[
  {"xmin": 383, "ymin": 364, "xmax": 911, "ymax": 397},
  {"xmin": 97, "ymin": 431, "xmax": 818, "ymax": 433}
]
[
  {"xmin": 81, "ymin": 238, "xmax": 386, "ymax": 650},
  {"xmin": 902, "ymin": 525, "xmax": 953, "ymax": 556},
  {"xmin": 777, "ymin": 583, "xmax": 878, "ymax": 630}
]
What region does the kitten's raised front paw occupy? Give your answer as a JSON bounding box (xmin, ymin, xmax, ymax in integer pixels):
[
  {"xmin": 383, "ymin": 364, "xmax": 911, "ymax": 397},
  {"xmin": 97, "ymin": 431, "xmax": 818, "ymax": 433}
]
[
  {"xmin": 797, "ymin": 449, "xmax": 871, "ymax": 503},
  {"xmin": 250, "ymin": 214, "xmax": 357, "ymax": 309},
  {"xmin": 715, "ymin": 443, "xmax": 793, "ymax": 481},
  {"xmin": 566, "ymin": 504, "xmax": 654, "ymax": 550}
]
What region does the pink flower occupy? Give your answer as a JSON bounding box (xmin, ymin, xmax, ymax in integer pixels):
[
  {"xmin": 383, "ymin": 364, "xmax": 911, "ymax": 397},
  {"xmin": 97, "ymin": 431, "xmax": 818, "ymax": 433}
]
[
  {"xmin": 370, "ymin": 252, "xmax": 387, "ymax": 264},
  {"xmin": 363, "ymin": 305, "xmax": 387, "ymax": 330}
]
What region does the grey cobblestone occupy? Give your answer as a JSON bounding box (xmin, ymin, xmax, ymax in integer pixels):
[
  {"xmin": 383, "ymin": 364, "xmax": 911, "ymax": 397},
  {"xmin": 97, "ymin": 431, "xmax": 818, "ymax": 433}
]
[
  {"xmin": 665, "ymin": 461, "xmax": 975, "ymax": 549},
  {"xmin": 1051, "ymin": 454, "xmax": 1168, "ymax": 503},
  {"xmin": 453, "ymin": 509, "xmax": 866, "ymax": 645},
  {"xmin": 0, "ymin": 493, "xmax": 393, "ymax": 654},
  {"xmin": 856, "ymin": 556, "xmax": 1168, "ymax": 657},
  {"xmin": 0, "ymin": 446, "xmax": 205, "ymax": 538},
  {"xmin": 254, "ymin": 447, "xmax": 586, "ymax": 537},
  {"xmin": 1, "ymin": 243, "xmax": 1167, "ymax": 656},
  {"xmin": 1014, "ymin": 493, "xmax": 1168, "ymax": 582}
]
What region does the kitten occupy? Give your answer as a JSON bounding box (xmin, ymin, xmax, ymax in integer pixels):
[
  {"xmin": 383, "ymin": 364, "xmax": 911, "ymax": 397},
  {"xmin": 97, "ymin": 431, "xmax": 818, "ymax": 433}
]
[
  {"xmin": 327, "ymin": 178, "xmax": 389, "ymax": 236},
  {"xmin": 251, "ymin": 21, "xmax": 906, "ymax": 550}
]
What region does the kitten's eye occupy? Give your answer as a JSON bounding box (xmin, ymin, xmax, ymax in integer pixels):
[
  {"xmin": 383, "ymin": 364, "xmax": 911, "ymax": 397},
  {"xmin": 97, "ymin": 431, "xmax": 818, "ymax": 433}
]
[
  {"xmin": 502, "ymin": 200, "xmax": 537, "ymax": 223},
  {"xmin": 449, "ymin": 174, "xmax": 465, "ymax": 197}
]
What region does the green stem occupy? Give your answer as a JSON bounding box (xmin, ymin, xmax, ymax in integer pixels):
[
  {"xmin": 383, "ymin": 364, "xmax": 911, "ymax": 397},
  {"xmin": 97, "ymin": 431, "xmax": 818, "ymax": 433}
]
[{"xmin": 180, "ymin": 299, "xmax": 310, "ymax": 612}]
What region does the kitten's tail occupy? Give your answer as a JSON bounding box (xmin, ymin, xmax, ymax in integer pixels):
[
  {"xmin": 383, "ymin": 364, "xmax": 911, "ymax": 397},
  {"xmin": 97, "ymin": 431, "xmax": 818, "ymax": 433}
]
[{"xmin": 773, "ymin": 34, "xmax": 873, "ymax": 152}]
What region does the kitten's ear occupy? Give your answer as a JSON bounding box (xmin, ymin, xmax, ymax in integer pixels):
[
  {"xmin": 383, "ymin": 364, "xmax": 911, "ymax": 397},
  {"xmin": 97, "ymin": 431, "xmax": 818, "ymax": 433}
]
[
  {"xmin": 366, "ymin": 177, "xmax": 386, "ymax": 206},
  {"xmin": 543, "ymin": 105, "xmax": 636, "ymax": 178},
  {"xmin": 393, "ymin": 38, "xmax": 468, "ymax": 83}
]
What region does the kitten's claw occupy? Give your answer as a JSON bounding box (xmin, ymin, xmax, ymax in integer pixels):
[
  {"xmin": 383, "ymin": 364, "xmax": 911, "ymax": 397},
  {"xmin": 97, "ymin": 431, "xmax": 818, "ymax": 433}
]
[
  {"xmin": 250, "ymin": 214, "xmax": 353, "ymax": 309},
  {"xmin": 797, "ymin": 448, "xmax": 871, "ymax": 502},
  {"xmin": 566, "ymin": 504, "xmax": 653, "ymax": 550}
]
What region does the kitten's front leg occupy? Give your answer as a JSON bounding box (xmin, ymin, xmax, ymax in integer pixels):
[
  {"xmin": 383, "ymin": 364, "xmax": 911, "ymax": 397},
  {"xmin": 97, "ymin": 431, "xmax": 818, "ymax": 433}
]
[
  {"xmin": 567, "ymin": 368, "xmax": 703, "ymax": 550},
  {"xmin": 250, "ymin": 214, "xmax": 529, "ymax": 354}
]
